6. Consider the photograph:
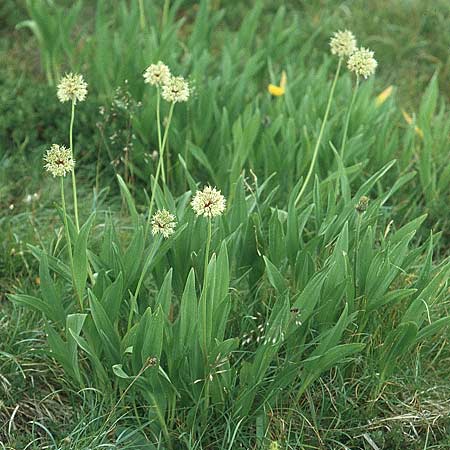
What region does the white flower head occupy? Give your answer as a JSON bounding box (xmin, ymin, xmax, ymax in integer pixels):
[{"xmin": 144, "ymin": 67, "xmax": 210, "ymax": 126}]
[
  {"xmin": 347, "ymin": 47, "xmax": 378, "ymax": 79},
  {"xmin": 191, "ymin": 186, "xmax": 226, "ymax": 218},
  {"xmin": 161, "ymin": 75, "xmax": 190, "ymax": 103},
  {"xmin": 330, "ymin": 30, "xmax": 357, "ymax": 58},
  {"xmin": 151, "ymin": 209, "xmax": 177, "ymax": 238},
  {"xmin": 57, "ymin": 73, "xmax": 88, "ymax": 103},
  {"xmin": 143, "ymin": 61, "xmax": 171, "ymax": 86},
  {"xmin": 44, "ymin": 144, "xmax": 75, "ymax": 177}
]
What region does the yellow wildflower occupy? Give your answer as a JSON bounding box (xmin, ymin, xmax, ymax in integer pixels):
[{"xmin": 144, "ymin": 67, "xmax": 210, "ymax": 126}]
[
  {"xmin": 402, "ymin": 110, "xmax": 424, "ymax": 139},
  {"xmin": 268, "ymin": 70, "xmax": 287, "ymax": 97},
  {"xmin": 375, "ymin": 85, "xmax": 393, "ymax": 107}
]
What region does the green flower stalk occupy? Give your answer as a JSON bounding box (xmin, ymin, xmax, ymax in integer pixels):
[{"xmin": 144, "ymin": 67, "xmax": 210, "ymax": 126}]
[
  {"xmin": 57, "ymin": 73, "xmax": 88, "ymax": 232},
  {"xmin": 295, "ymin": 30, "xmax": 357, "ymax": 207},
  {"xmin": 144, "ymin": 62, "xmax": 171, "ymax": 186},
  {"xmin": 354, "ymin": 195, "xmax": 369, "ymax": 294},
  {"xmin": 44, "ymin": 144, "xmax": 83, "ymax": 310},
  {"xmin": 127, "ymin": 209, "xmax": 177, "ymax": 331},
  {"xmin": 143, "ymin": 65, "xmax": 190, "ymax": 240},
  {"xmin": 191, "ymin": 186, "xmax": 226, "ymax": 346},
  {"xmin": 340, "ymin": 47, "xmax": 377, "ymax": 162},
  {"xmin": 191, "ymin": 185, "xmax": 226, "ymax": 428}
]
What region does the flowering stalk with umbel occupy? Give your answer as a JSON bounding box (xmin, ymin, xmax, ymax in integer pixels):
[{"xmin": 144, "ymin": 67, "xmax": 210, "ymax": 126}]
[
  {"xmin": 143, "ymin": 62, "xmax": 190, "ymax": 239},
  {"xmin": 354, "ymin": 195, "xmax": 369, "ymax": 294},
  {"xmin": 127, "ymin": 208, "xmax": 177, "ymax": 331},
  {"xmin": 191, "ymin": 185, "xmax": 226, "ymax": 426},
  {"xmin": 57, "ymin": 73, "xmax": 88, "ymax": 232},
  {"xmin": 340, "ymin": 47, "xmax": 377, "ymax": 161},
  {"xmin": 295, "ymin": 30, "xmax": 356, "ymax": 207},
  {"xmin": 44, "ymin": 144, "xmax": 83, "ymax": 310}
]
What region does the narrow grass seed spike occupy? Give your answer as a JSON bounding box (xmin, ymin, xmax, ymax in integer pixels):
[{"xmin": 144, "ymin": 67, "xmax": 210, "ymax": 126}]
[
  {"xmin": 151, "ymin": 209, "xmax": 177, "ymax": 238},
  {"xmin": 162, "ymin": 75, "xmax": 190, "ymax": 103},
  {"xmin": 57, "ymin": 73, "xmax": 88, "ymax": 103},
  {"xmin": 143, "ymin": 61, "xmax": 171, "ymax": 86},
  {"xmin": 330, "ymin": 30, "xmax": 357, "ymax": 57},
  {"xmin": 44, "ymin": 144, "xmax": 75, "ymax": 177},
  {"xmin": 347, "ymin": 47, "xmax": 378, "ymax": 78},
  {"xmin": 191, "ymin": 186, "xmax": 226, "ymax": 218}
]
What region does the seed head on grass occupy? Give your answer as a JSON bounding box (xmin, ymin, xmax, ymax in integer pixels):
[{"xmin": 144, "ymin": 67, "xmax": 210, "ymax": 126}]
[
  {"xmin": 143, "ymin": 61, "xmax": 171, "ymax": 86},
  {"xmin": 151, "ymin": 209, "xmax": 177, "ymax": 238},
  {"xmin": 161, "ymin": 75, "xmax": 190, "ymax": 103},
  {"xmin": 44, "ymin": 144, "xmax": 75, "ymax": 177},
  {"xmin": 191, "ymin": 186, "xmax": 226, "ymax": 218},
  {"xmin": 57, "ymin": 73, "xmax": 88, "ymax": 103},
  {"xmin": 347, "ymin": 47, "xmax": 378, "ymax": 78},
  {"xmin": 330, "ymin": 30, "xmax": 357, "ymax": 58}
]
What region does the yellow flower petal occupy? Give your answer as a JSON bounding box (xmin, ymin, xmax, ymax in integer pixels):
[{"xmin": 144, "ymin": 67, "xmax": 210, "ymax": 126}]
[
  {"xmin": 402, "ymin": 109, "xmax": 413, "ymax": 125},
  {"xmin": 375, "ymin": 85, "xmax": 393, "ymax": 107},
  {"xmin": 402, "ymin": 109, "xmax": 424, "ymax": 139},
  {"xmin": 414, "ymin": 126, "xmax": 424, "ymax": 139},
  {"xmin": 280, "ymin": 70, "xmax": 287, "ymax": 89},
  {"xmin": 268, "ymin": 84, "xmax": 285, "ymax": 96}
]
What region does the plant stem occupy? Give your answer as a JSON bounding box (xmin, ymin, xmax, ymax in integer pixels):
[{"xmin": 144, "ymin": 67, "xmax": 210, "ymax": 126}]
[
  {"xmin": 138, "ymin": 0, "xmax": 146, "ymax": 31},
  {"xmin": 354, "ymin": 212, "xmax": 362, "ymax": 296},
  {"xmin": 335, "ymin": 75, "xmax": 359, "ymax": 195},
  {"xmin": 61, "ymin": 177, "xmax": 82, "ymax": 311},
  {"xmin": 144, "ymin": 102, "xmax": 175, "ymax": 240},
  {"xmin": 156, "ymin": 89, "xmax": 165, "ymax": 183},
  {"xmin": 69, "ymin": 100, "xmax": 80, "ymax": 232},
  {"xmin": 201, "ymin": 218, "xmax": 212, "ymax": 426},
  {"xmin": 201, "ymin": 219, "xmax": 212, "ymax": 356},
  {"xmin": 203, "ymin": 218, "xmax": 212, "ymax": 286},
  {"xmin": 295, "ymin": 58, "xmax": 342, "ymax": 207},
  {"xmin": 339, "ymin": 75, "xmax": 359, "ymax": 162},
  {"xmin": 162, "ymin": 0, "xmax": 170, "ymax": 30}
]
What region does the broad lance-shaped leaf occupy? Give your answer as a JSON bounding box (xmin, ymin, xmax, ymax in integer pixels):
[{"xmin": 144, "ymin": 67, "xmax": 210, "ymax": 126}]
[
  {"xmin": 188, "ymin": 142, "xmax": 217, "ymax": 183},
  {"xmin": 155, "ymin": 269, "xmax": 173, "ymax": 318},
  {"xmin": 177, "ymin": 268, "xmax": 197, "ymax": 353},
  {"xmin": 66, "ymin": 313, "xmax": 87, "ymax": 384},
  {"xmin": 416, "ymin": 317, "xmax": 450, "ymax": 342},
  {"xmin": 39, "ymin": 253, "xmax": 66, "ymax": 323},
  {"xmin": 304, "ymin": 303, "xmax": 350, "ymax": 371},
  {"xmin": 141, "ymin": 306, "xmax": 164, "ymax": 363},
  {"xmin": 100, "ymin": 272, "xmax": 124, "ymax": 324},
  {"xmin": 69, "ymin": 328, "xmax": 108, "ymax": 383},
  {"xmin": 73, "ymin": 213, "xmax": 95, "ymax": 301},
  {"xmin": 28, "ymin": 244, "xmax": 71, "ymax": 281},
  {"xmin": 9, "ymin": 294, "xmax": 55, "ymax": 322},
  {"xmin": 263, "ymin": 255, "xmax": 287, "ymax": 294},
  {"xmin": 117, "ymin": 174, "xmax": 138, "ymax": 226},
  {"xmin": 88, "ymin": 289, "xmax": 121, "ymax": 364},
  {"xmin": 122, "ymin": 225, "xmax": 144, "ymax": 285}
]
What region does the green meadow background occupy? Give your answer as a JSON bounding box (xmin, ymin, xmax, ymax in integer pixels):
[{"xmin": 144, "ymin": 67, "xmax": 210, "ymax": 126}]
[{"xmin": 1, "ymin": 1, "xmax": 449, "ymax": 449}]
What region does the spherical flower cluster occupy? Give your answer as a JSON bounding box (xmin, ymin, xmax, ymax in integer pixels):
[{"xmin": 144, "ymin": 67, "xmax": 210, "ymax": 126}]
[
  {"xmin": 44, "ymin": 144, "xmax": 75, "ymax": 177},
  {"xmin": 329, "ymin": 30, "xmax": 357, "ymax": 58},
  {"xmin": 161, "ymin": 75, "xmax": 190, "ymax": 103},
  {"xmin": 355, "ymin": 195, "xmax": 369, "ymax": 213},
  {"xmin": 347, "ymin": 47, "xmax": 377, "ymax": 78},
  {"xmin": 143, "ymin": 61, "xmax": 171, "ymax": 86},
  {"xmin": 151, "ymin": 209, "xmax": 177, "ymax": 238},
  {"xmin": 57, "ymin": 73, "xmax": 88, "ymax": 103},
  {"xmin": 191, "ymin": 186, "xmax": 226, "ymax": 218}
]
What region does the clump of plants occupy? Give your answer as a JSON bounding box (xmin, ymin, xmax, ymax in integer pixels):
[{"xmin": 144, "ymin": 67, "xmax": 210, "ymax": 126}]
[{"xmin": 8, "ymin": 24, "xmax": 450, "ymax": 450}]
